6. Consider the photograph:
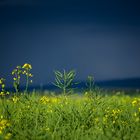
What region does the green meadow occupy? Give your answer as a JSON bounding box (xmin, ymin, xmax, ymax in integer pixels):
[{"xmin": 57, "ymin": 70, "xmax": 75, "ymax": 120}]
[{"xmin": 0, "ymin": 64, "xmax": 140, "ymax": 140}]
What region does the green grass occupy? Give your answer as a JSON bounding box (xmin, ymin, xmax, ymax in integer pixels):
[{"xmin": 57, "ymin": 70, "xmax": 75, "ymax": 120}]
[{"xmin": 0, "ymin": 91, "xmax": 140, "ymax": 140}]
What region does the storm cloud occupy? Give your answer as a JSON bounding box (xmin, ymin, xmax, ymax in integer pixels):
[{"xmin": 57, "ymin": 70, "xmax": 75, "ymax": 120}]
[{"xmin": 0, "ymin": 0, "xmax": 140, "ymax": 86}]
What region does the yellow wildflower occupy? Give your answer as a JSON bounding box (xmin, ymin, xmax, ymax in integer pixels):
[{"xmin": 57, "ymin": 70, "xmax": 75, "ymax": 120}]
[
  {"xmin": 112, "ymin": 109, "xmax": 121, "ymax": 116},
  {"xmin": 22, "ymin": 71, "xmax": 26, "ymax": 74},
  {"xmin": 29, "ymin": 74, "xmax": 33, "ymax": 77},
  {"xmin": 22, "ymin": 63, "xmax": 32, "ymax": 69},
  {"xmin": 132, "ymin": 100, "xmax": 137, "ymax": 106},
  {"xmin": 13, "ymin": 78, "xmax": 16, "ymax": 81},
  {"xmin": 1, "ymin": 78, "xmax": 5, "ymax": 82},
  {"xmin": 4, "ymin": 133, "xmax": 12, "ymax": 140},
  {"xmin": 11, "ymin": 71, "xmax": 14, "ymax": 75},
  {"xmin": 2, "ymin": 84, "xmax": 5, "ymax": 88},
  {"xmin": 51, "ymin": 98, "xmax": 59, "ymax": 103},
  {"xmin": 40, "ymin": 96, "xmax": 50, "ymax": 104},
  {"xmin": 0, "ymin": 92, "xmax": 4, "ymax": 96},
  {"xmin": 132, "ymin": 98, "xmax": 140, "ymax": 106},
  {"xmin": 0, "ymin": 119, "xmax": 10, "ymax": 134},
  {"xmin": 12, "ymin": 96, "xmax": 19, "ymax": 103}
]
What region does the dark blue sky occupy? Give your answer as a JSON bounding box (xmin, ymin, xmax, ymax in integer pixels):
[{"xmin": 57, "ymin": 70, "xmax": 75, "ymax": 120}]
[{"xmin": 0, "ymin": 0, "xmax": 140, "ymax": 86}]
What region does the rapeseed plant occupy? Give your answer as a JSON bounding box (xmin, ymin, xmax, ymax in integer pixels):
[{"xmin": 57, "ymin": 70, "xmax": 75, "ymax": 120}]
[
  {"xmin": 0, "ymin": 63, "xmax": 140, "ymax": 139},
  {"xmin": 86, "ymin": 75, "xmax": 94, "ymax": 93},
  {"xmin": 53, "ymin": 69, "xmax": 76, "ymax": 95},
  {"xmin": 12, "ymin": 63, "xmax": 33, "ymax": 94},
  {"xmin": 40, "ymin": 96, "xmax": 50, "ymax": 104},
  {"xmin": 0, "ymin": 119, "xmax": 10, "ymax": 133},
  {"xmin": 0, "ymin": 78, "xmax": 9, "ymax": 97},
  {"xmin": 4, "ymin": 133, "xmax": 12, "ymax": 140},
  {"xmin": 131, "ymin": 98, "xmax": 140, "ymax": 108},
  {"xmin": 22, "ymin": 63, "xmax": 33, "ymax": 93},
  {"xmin": 12, "ymin": 66, "xmax": 22, "ymax": 93}
]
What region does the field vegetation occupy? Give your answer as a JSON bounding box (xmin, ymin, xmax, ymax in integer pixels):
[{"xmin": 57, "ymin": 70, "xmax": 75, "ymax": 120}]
[{"xmin": 0, "ymin": 64, "xmax": 140, "ymax": 140}]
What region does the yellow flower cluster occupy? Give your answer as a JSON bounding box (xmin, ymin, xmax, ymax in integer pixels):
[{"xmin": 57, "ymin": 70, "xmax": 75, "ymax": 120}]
[
  {"xmin": 102, "ymin": 107, "xmax": 123, "ymax": 125},
  {"xmin": 132, "ymin": 98, "xmax": 140, "ymax": 106},
  {"xmin": 12, "ymin": 66, "xmax": 23, "ymax": 93},
  {"xmin": 0, "ymin": 78, "xmax": 5, "ymax": 88},
  {"xmin": 40, "ymin": 96, "xmax": 60, "ymax": 104},
  {"xmin": 22, "ymin": 63, "xmax": 33, "ymax": 84},
  {"xmin": 12, "ymin": 66, "xmax": 22, "ymax": 78},
  {"xmin": 11, "ymin": 63, "xmax": 33, "ymax": 93},
  {"xmin": 40, "ymin": 96, "xmax": 50, "ymax": 104},
  {"xmin": 22, "ymin": 71, "xmax": 33, "ymax": 77},
  {"xmin": 22, "ymin": 63, "xmax": 32, "ymax": 70},
  {"xmin": 0, "ymin": 91, "xmax": 10, "ymax": 96},
  {"xmin": 0, "ymin": 118, "xmax": 10, "ymax": 134},
  {"xmin": 51, "ymin": 98, "xmax": 60, "ymax": 104},
  {"xmin": 0, "ymin": 78, "xmax": 9, "ymax": 96},
  {"xmin": 4, "ymin": 133, "xmax": 12, "ymax": 140},
  {"xmin": 12, "ymin": 66, "xmax": 22, "ymax": 75},
  {"xmin": 0, "ymin": 116, "xmax": 11, "ymax": 140},
  {"xmin": 12, "ymin": 96, "xmax": 19, "ymax": 103},
  {"xmin": 112, "ymin": 109, "xmax": 122, "ymax": 116}
]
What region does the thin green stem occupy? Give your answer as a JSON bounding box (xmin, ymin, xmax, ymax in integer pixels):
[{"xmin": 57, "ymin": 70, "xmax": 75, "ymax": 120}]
[{"xmin": 25, "ymin": 69, "xmax": 29, "ymax": 93}]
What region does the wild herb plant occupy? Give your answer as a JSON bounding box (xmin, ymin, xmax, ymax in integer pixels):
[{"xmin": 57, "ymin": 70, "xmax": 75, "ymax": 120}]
[
  {"xmin": 0, "ymin": 93, "xmax": 140, "ymax": 140},
  {"xmin": 53, "ymin": 69, "xmax": 76, "ymax": 95},
  {"xmin": 12, "ymin": 64, "xmax": 33, "ymax": 94},
  {"xmin": 0, "ymin": 63, "xmax": 140, "ymax": 140},
  {"xmin": 12, "ymin": 66, "xmax": 22, "ymax": 94},
  {"xmin": 0, "ymin": 78, "xmax": 6, "ymax": 96},
  {"xmin": 22, "ymin": 63, "xmax": 33, "ymax": 93},
  {"xmin": 0, "ymin": 78, "xmax": 9, "ymax": 97},
  {"xmin": 0, "ymin": 78, "xmax": 10, "ymax": 120},
  {"xmin": 86, "ymin": 75, "xmax": 94, "ymax": 93}
]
